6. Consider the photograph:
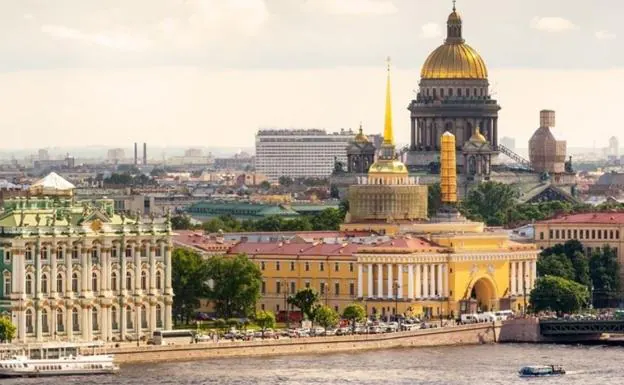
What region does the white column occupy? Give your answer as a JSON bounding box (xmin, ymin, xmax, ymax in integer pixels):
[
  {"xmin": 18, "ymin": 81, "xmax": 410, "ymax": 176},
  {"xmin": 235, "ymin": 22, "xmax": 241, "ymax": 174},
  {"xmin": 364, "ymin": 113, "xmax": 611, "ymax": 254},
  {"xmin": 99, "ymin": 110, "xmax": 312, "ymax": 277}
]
[
  {"xmin": 397, "ymin": 265, "xmax": 403, "ymax": 299},
  {"xmin": 100, "ymin": 307, "xmax": 108, "ymax": 342},
  {"xmin": 357, "ymin": 264, "xmax": 363, "ymax": 298},
  {"xmin": 422, "ymin": 265, "xmax": 429, "ymax": 298},
  {"xmin": 443, "ymin": 264, "xmax": 449, "ymax": 297},
  {"xmin": 82, "ymin": 307, "xmax": 90, "ymax": 341},
  {"xmin": 376, "ymin": 264, "xmax": 383, "ymax": 298},
  {"xmin": 510, "ymin": 260, "xmax": 517, "ymax": 295},
  {"xmin": 50, "ymin": 245, "xmax": 58, "ymax": 297},
  {"xmin": 149, "ymin": 244, "xmax": 156, "ymax": 295},
  {"xmin": 65, "ymin": 245, "xmax": 72, "ymax": 295},
  {"xmin": 150, "ymin": 303, "xmax": 157, "ymax": 333},
  {"xmin": 436, "ymin": 264, "xmax": 443, "ymax": 298},
  {"xmin": 134, "ymin": 245, "xmax": 141, "ymax": 294},
  {"xmin": 66, "ymin": 306, "xmax": 73, "ymax": 341},
  {"xmin": 387, "ymin": 264, "xmax": 393, "ymax": 299},
  {"xmin": 367, "ymin": 264, "xmax": 373, "ymax": 298},
  {"xmin": 523, "ymin": 261, "xmax": 529, "ymax": 295},
  {"xmin": 407, "ymin": 265, "xmax": 414, "ymax": 299},
  {"xmin": 81, "ymin": 247, "xmax": 89, "ymax": 295},
  {"xmin": 531, "ymin": 260, "xmax": 537, "ymax": 290},
  {"xmin": 415, "ymin": 264, "xmax": 421, "ymax": 299}
]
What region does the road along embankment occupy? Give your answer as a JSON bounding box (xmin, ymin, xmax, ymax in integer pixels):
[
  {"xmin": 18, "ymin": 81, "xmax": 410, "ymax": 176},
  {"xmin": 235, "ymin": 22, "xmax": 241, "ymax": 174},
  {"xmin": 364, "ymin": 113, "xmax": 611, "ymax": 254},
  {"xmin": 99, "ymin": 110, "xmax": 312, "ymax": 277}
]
[{"xmin": 108, "ymin": 322, "xmax": 501, "ymax": 364}]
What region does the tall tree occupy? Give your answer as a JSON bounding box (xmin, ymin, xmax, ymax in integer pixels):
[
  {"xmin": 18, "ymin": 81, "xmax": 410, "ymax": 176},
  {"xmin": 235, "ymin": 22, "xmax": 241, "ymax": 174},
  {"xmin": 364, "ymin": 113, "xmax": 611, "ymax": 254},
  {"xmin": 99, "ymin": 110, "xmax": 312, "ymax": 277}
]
[
  {"xmin": 537, "ymin": 253, "xmax": 575, "ymax": 281},
  {"xmin": 206, "ymin": 254, "xmax": 262, "ymax": 319},
  {"xmin": 540, "ymin": 240, "xmax": 589, "ymax": 286},
  {"xmin": 0, "ymin": 316, "xmax": 16, "ymax": 343},
  {"xmin": 342, "ymin": 303, "xmax": 366, "ymax": 332},
  {"xmin": 462, "ymin": 181, "xmax": 518, "ymax": 226},
  {"xmin": 310, "ymin": 208, "xmax": 343, "ymax": 231},
  {"xmin": 171, "ymin": 215, "xmax": 193, "ymax": 230},
  {"xmin": 172, "ymin": 248, "xmax": 211, "ymax": 324},
  {"xmin": 427, "ymin": 182, "xmax": 441, "ymax": 217},
  {"xmin": 255, "ymin": 310, "xmax": 276, "ymax": 338},
  {"xmin": 530, "ymin": 276, "xmax": 589, "ymax": 315},
  {"xmin": 590, "ymin": 245, "xmax": 621, "ymax": 307},
  {"xmin": 314, "ymin": 305, "xmax": 340, "ymax": 331},
  {"xmin": 287, "ymin": 288, "xmax": 320, "ymax": 321}
]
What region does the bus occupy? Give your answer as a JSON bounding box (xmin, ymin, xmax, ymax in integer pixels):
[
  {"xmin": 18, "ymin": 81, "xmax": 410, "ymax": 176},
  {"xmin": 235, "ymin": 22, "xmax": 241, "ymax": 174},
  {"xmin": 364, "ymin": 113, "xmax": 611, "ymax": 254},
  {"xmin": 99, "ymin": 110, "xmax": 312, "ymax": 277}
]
[{"xmin": 151, "ymin": 330, "xmax": 195, "ymax": 345}]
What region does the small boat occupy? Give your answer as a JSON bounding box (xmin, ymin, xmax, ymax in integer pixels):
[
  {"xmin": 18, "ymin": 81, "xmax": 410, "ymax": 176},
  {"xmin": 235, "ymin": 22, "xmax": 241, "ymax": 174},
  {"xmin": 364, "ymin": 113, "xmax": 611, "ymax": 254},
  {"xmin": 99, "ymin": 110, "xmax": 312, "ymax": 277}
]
[
  {"xmin": 0, "ymin": 342, "xmax": 119, "ymax": 378},
  {"xmin": 518, "ymin": 365, "xmax": 565, "ymax": 377}
]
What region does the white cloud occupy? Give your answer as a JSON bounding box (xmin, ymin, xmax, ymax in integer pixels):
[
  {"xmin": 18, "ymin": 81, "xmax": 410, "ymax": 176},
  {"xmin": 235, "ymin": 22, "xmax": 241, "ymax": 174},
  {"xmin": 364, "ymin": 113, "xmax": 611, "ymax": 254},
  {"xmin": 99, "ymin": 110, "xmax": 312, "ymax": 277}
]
[
  {"xmin": 41, "ymin": 24, "xmax": 151, "ymax": 51},
  {"xmin": 304, "ymin": 0, "xmax": 397, "ymax": 15},
  {"xmin": 419, "ymin": 22, "xmax": 441, "ymax": 39},
  {"xmin": 595, "ymin": 30, "xmax": 616, "ymax": 40},
  {"xmin": 530, "ymin": 16, "xmax": 578, "ymax": 32}
]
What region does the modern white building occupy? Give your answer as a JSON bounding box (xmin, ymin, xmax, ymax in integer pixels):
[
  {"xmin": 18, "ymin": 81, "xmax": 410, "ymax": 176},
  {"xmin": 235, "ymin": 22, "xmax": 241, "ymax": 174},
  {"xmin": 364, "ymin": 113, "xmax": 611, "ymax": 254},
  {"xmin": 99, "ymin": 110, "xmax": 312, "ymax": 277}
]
[
  {"xmin": 0, "ymin": 172, "xmax": 173, "ymax": 343},
  {"xmin": 255, "ymin": 129, "xmax": 355, "ymax": 181}
]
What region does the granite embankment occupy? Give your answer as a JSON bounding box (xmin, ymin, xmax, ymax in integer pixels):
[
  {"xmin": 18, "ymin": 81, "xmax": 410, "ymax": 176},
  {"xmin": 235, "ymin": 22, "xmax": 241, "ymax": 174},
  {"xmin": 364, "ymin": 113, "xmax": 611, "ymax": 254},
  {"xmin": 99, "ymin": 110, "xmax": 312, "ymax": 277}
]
[{"xmin": 109, "ymin": 322, "xmax": 501, "ymax": 364}]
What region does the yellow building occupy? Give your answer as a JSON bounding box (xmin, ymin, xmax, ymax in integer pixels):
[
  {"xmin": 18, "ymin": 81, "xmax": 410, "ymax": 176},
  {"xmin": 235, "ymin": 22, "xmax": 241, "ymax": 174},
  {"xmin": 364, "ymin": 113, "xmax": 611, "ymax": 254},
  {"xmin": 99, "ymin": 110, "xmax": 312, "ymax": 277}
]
[
  {"xmin": 534, "ymin": 213, "xmax": 624, "ymax": 282},
  {"xmin": 220, "ymin": 60, "xmax": 539, "ymax": 319}
]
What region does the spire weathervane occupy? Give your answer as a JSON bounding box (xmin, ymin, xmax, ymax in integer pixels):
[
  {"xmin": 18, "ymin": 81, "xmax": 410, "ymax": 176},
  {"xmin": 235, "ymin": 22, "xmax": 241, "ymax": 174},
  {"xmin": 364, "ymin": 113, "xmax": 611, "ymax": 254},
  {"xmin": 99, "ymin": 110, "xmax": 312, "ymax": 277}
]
[
  {"xmin": 383, "ymin": 57, "xmax": 394, "ymax": 146},
  {"xmin": 452, "ymin": 0, "xmax": 456, "ymax": 11}
]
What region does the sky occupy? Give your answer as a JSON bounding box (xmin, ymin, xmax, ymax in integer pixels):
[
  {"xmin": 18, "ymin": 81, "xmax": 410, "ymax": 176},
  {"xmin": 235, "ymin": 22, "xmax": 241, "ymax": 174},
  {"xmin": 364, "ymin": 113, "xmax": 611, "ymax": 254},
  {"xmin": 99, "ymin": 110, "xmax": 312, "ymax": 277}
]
[{"xmin": 0, "ymin": 0, "xmax": 622, "ymax": 151}]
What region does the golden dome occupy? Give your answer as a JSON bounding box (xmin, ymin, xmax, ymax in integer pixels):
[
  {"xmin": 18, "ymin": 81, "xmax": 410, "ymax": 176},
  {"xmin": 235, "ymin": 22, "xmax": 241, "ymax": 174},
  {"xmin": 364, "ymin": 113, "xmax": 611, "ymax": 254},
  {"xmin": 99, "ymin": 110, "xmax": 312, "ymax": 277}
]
[
  {"xmin": 469, "ymin": 127, "xmax": 487, "ymax": 143},
  {"xmin": 420, "ymin": 4, "xmax": 488, "ymax": 80},
  {"xmin": 421, "ymin": 42, "xmax": 487, "ymax": 80},
  {"xmin": 368, "ymin": 159, "xmax": 408, "ymax": 175},
  {"xmin": 354, "ymin": 125, "xmax": 370, "ymax": 144}
]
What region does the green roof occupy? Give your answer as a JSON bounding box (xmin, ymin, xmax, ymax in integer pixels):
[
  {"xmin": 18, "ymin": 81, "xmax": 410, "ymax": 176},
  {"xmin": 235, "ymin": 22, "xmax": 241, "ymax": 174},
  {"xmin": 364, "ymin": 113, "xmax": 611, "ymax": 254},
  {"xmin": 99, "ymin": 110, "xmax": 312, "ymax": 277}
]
[{"xmin": 186, "ymin": 201, "xmax": 300, "ymax": 220}]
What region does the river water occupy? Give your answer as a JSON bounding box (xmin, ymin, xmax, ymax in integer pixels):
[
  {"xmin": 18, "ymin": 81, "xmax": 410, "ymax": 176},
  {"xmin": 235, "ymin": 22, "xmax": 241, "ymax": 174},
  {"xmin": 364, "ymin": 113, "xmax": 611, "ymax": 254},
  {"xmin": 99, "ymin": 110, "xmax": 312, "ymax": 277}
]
[{"xmin": 3, "ymin": 344, "xmax": 623, "ymax": 384}]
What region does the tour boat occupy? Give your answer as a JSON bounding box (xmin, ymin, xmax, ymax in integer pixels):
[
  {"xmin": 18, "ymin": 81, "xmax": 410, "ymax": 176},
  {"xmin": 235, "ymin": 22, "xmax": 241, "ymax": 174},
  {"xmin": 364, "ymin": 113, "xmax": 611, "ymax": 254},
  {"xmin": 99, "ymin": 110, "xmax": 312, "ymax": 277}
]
[
  {"xmin": 0, "ymin": 342, "xmax": 119, "ymax": 378},
  {"xmin": 518, "ymin": 365, "xmax": 565, "ymax": 377}
]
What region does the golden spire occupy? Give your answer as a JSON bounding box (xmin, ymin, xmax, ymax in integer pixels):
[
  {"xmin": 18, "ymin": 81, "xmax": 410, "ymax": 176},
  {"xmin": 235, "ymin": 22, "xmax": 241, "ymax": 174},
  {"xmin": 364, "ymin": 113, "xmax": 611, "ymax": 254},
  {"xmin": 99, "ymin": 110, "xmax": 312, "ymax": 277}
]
[{"xmin": 383, "ymin": 56, "xmax": 394, "ymax": 145}]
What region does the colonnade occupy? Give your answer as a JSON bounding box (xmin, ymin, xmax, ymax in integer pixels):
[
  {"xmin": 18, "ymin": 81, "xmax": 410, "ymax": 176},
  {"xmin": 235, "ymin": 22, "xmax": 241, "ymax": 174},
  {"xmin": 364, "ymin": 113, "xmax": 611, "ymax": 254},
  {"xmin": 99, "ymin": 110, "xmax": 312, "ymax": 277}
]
[
  {"xmin": 509, "ymin": 260, "xmax": 536, "ymax": 296},
  {"xmin": 357, "ymin": 263, "xmax": 449, "ymax": 300}
]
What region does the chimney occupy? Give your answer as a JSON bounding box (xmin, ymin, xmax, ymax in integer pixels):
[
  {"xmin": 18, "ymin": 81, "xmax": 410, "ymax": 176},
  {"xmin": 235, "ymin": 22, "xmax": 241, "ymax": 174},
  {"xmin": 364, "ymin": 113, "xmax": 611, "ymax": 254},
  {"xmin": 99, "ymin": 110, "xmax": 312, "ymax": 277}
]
[
  {"xmin": 143, "ymin": 142, "xmax": 147, "ymax": 165},
  {"xmin": 134, "ymin": 142, "xmax": 138, "ymax": 165}
]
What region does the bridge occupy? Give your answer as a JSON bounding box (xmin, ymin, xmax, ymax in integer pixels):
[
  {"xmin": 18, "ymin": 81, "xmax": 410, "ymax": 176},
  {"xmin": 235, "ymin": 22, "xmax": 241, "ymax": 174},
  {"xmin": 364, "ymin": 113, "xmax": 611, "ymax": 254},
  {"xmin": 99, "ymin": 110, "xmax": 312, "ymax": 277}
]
[{"xmin": 539, "ymin": 319, "xmax": 624, "ymax": 336}]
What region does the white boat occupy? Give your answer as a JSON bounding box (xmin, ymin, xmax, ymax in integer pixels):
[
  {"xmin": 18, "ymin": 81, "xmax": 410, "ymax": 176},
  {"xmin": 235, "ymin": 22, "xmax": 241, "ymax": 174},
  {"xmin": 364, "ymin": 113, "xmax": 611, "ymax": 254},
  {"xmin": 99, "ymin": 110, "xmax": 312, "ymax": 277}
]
[{"xmin": 0, "ymin": 342, "xmax": 119, "ymax": 378}]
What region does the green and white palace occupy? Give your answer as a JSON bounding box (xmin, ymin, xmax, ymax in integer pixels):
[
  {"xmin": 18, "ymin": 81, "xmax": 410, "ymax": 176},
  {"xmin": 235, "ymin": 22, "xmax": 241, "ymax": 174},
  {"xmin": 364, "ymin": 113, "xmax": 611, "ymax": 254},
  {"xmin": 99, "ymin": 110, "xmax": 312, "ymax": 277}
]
[{"xmin": 0, "ymin": 173, "xmax": 173, "ymax": 343}]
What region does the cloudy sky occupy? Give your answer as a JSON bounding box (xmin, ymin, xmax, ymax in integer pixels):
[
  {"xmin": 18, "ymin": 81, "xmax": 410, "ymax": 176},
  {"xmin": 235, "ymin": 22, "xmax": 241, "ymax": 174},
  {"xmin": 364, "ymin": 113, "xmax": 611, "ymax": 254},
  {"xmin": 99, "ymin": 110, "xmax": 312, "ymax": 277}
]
[{"xmin": 0, "ymin": 0, "xmax": 621, "ymax": 151}]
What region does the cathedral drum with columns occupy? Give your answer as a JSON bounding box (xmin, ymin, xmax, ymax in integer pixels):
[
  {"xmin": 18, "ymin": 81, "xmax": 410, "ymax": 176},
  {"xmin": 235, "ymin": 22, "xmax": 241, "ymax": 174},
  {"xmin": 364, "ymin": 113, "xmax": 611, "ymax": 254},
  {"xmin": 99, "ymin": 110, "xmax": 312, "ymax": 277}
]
[
  {"xmin": 0, "ymin": 173, "xmax": 173, "ymax": 343},
  {"xmin": 406, "ymin": 3, "xmax": 501, "ymax": 171}
]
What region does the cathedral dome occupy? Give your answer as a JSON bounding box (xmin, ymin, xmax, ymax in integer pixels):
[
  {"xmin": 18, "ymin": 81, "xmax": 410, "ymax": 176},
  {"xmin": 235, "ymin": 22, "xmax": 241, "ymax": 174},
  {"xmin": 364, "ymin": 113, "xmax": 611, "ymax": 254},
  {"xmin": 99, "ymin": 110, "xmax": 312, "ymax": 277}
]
[
  {"xmin": 354, "ymin": 126, "xmax": 370, "ymax": 144},
  {"xmin": 420, "ymin": 5, "xmax": 488, "ymax": 80}
]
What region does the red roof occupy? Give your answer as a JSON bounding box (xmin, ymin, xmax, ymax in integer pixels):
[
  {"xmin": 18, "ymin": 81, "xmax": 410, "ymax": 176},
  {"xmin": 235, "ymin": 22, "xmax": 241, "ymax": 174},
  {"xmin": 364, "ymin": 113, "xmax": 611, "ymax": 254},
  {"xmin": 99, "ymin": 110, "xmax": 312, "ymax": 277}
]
[
  {"xmin": 540, "ymin": 212, "xmax": 624, "ymax": 225},
  {"xmin": 358, "ymin": 237, "xmax": 443, "ymax": 253},
  {"xmin": 228, "ymin": 242, "xmax": 360, "ymax": 257},
  {"xmin": 173, "ymin": 231, "xmax": 233, "ymax": 252}
]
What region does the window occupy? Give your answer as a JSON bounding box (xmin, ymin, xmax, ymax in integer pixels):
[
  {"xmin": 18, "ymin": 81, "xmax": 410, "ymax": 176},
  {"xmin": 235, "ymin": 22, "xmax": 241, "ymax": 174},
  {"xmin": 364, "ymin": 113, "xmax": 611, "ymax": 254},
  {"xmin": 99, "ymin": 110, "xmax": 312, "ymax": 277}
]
[
  {"xmin": 126, "ymin": 272, "xmax": 132, "ymax": 290},
  {"xmin": 349, "ymin": 263, "xmax": 354, "ymax": 272},
  {"xmin": 276, "ymin": 304, "xmax": 280, "ymax": 312},
  {"xmin": 320, "ymin": 282, "xmax": 325, "ymax": 295},
  {"xmin": 26, "ymin": 309, "xmax": 34, "ymax": 333},
  {"xmin": 567, "ymin": 230, "xmax": 572, "ymax": 239},
  {"xmin": 126, "ymin": 306, "xmax": 133, "ymax": 329},
  {"xmin": 539, "ymin": 232, "xmax": 544, "ymax": 240},
  {"xmin": 156, "ymin": 304, "xmax": 163, "ymax": 328},
  {"xmin": 305, "ymin": 262, "xmax": 310, "ymax": 271},
  {"xmin": 617, "ymin": 230, "xmax": 621, "ymax": 239},
  {"xmin": 458, "ymin": 88, "xmax": 462, "ymax": 97},
  {"xmin": 92, "ymin": 272, "xmax": 98, "ymax": 291},
  {"xmin": 261, "ymin": 281, "xmax": 266, "ymax": 294},
  {"xmin": 305, "ymin": 281, "xmax": 310, "ymax": 289},
  {"xmin": 56, "ymin": 274, "xmax": 63, "ymax": 293},
  {"xmin": 290, "ymin": 261, "xmax": 295, "ymax": 271},
  {"xmin": 4, "ymin": 250, "xmax": 10, "ymax": 263},
  {"xmin": 574, "ymin": 230, "xmax": 578, "ymax": 239},
  {"xmin": 4, "ymin": 274, "xmax": 11, "ymax": 296},
  {"xmin": 276, "ymin": 281, "xmax": 281, "ymax": 294},
  {"xmin": 72, "ymin": 273, "xmax": 79, "ymax": 292},
  {"xmin": 586, "ymin": 230, "xmax": 590, "ymax": 239},
  {"xmin": 111, "ymin": 246, "xmax": 118, "ymax": 258},
  {"xmin": 41, "ymin": 309, "xmax": 50, "ymax": 333},
  {"xmin": 25, "ymin": 247, "xmax": 33, "ymax": 260},
  {"xmin": 276, "ymin": 261, "xmax": 280, "ymax": 271},
  {"xmin": 72, "ymin": 308, "xmax": 80, "ymax": 332},
  {"xmin": 580, "ymin": 230, "xmax": 584, "ymax": 239},
  {"xmin": 334, "ymin": 262, "xmax": 339, "ymax": 272},
  {"xmin": 141, "ymin": 271, "xmax": 147, "ymax": 290},
  {"xmin": 334, "ymin": 282, "xmax": 340, "ymax": 295},
  {"xmin": 25, "ymin": 274, "xmax": 33, "ymax": 295},
  {"xmin": 592, "ymin": 230, "xmax": 596, "ymax": 239},
  {"xmin": 319, "ymin": 262, "xmax": 324, "ymax": 272},
  {"xmin": 72, "ymin": 246, "xmax": 79, "ymax": 260},
  {"xmin": 448, "ymin": 88, "xmax": 453, "ymax": 97},
  {"xmin": 56, "ymin": 247, "xmax": 63, "ymax": 260},
  {"xmin": 598, "ymin": 230, "xmax": 602, "ymax": 240},
  {"xmin": 57, "ymin": 309, "xmax": 64, "ymax": 332},
  {"xmin": 41, "ymin": 274, "xmax": 48, "ymax": 294},
  {"xmin": 92, "ymin": 307, "xmax": 99, "ymax": 330},
  {"xmin": 349, "ymin": 282, "xmax": 355, "ymax": 296},
  {"xmin": 610, "ymin": 230, "xmax": 614, "ymax": 239},
  {"xmin": 126, "ymin": 246, "xmax": 132, "ymax": 258},
  {"xmin": 111, "ymin": 272, "xmax": 118, "ymax": 291},
  {"xmin": 604, "ymin": 230, "xmax": 608, "ymax": 239},
  {"xmin": 440, "ymin": 88, "xmax": 444, "ymax": 97},
  {"xmin": 290, "ymin": 281, "xmax": 296, "ymax": 294},
  {"xmin": 141, "ymin": 306, "xmax": 147, "ymax": 328},
  {"xmin": 111, "ymin": 307, "xmax": 118, "ymax": 330},
  {"xmin": 156, "ymin": 271, "xmax": 162, "ymax": 290},
  {"xmin": 41, "ymin": 247, "xmax": 48, "ymax": 260},
  {"xmin": 141, "ymin": 245, "xmax": 147, "ymax": 258},
  {"xmin": 155, "ymin": 245, "xmax": 162, "ymax": 257},
  {"xmin": 261, "ymin": 261, "xmax": 265, "ymax": 271},
  {"xmin": 549, "ymin": 230, "xmax": 553, "ymax": 239},
  {"xmin": 91, "ymin": 248, "xmax": 98, "ymax": 261},
  {"xmin": 555, "ymin": 230, "xmax": 560, "ymax": 239}
]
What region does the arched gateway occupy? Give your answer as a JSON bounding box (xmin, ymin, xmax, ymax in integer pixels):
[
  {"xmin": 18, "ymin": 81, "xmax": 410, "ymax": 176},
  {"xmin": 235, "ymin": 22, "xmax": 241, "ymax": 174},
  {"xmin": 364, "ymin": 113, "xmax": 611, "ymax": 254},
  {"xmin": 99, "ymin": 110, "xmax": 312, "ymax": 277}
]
[{"xmin": 460, "ymin": 276, "xmax": 498, "ymax": 314}]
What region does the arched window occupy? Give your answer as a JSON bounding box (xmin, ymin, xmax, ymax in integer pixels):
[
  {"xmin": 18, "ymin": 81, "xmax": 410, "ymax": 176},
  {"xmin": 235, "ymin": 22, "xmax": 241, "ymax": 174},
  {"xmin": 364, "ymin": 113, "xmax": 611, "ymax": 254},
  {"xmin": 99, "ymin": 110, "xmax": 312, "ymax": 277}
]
[
  {"xmin": 56, "ymin": 273, "xmax": 63, "ymax": 293},
  {"xmin": 141, "ymin": 271, "xmax": 147, "ymax": 290},
  {"xmin": 4, "ymin": 274, "xmax": 11, "ymax": 296},
  {"xmin": 25, "ymin": 309, "xmax": 33, "ymax": 333},
  {"xmin": 156, "ymin": 271, "xmax": 162, "ymax": 290},
  {"xmin": 41, "ymin": 273, "xmax": 48, "ymax": 294},
  {"xmin": 25, "ymin": 247, "xmax": 33, "ymax": 260},
  {"xmin": 125, "ymin": 246, "xmax": 133, "ymax": 258},
  {"xmin": 111, "ymin": 307, "xmax": 119, "ymax": 330},
  {"xmin": 72, "ymin": 308, "xmax": 80, "ymax": 332},
  {"xmin": 42, "ymin": 309, "xmax": 49, "ymax": 333},
  {"xmin": 126, "ymin": 272, "xmax": 132, "ymax": 291},
  {"xmin": 41, "ymin": 246, "xmax": 48, "ymax": 260},
  {"xmin": 141, "ymin": 245, "xmax": 147, "ymax": 258},
  {"xmin": 72, "ymin": 246, "xmax": 79, "ymax": 260},
  {"xmin": 126, "ymin": 306, "xmax": 133, "ymax": 329},
  {"xmin": 91, "ymin": 272, "xmax": 98, "ymax": 291},
  {"xmin": 25, "ymin": 274, "xmax": 33, "ymax": 295},
  {"xmin": 156, "ymin": 304, "xmax": 163, "ymax": 328},
  {"xmin": 92, "ymin": 307, "xmax": 99, "ymax": 331},
  {"xmin": 72, "ymin": 273, "xmax": 79, "ymax": 292},
  {"xmin": 111, "ymin": 272, "xmax": 118, "ymax": 291},
  {"xmin": 56, "ymin": 308, "xmax": 64, "ymax": 332},
  {"xmin": 141, "ymin": 305, "xmax": 147, "ymax": 328},
  {"xmin": 57, "ymin": 246, "xmax": 64, "ymax": 260}
]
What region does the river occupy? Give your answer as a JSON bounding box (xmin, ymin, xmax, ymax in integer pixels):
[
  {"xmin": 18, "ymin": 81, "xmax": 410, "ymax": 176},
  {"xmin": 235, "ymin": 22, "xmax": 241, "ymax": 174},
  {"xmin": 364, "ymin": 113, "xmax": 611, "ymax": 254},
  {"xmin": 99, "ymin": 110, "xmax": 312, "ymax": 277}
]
[{"xmin": 2, "ymin": 344, "xmax": 623, "ymax": 384}]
